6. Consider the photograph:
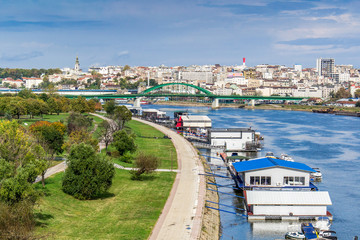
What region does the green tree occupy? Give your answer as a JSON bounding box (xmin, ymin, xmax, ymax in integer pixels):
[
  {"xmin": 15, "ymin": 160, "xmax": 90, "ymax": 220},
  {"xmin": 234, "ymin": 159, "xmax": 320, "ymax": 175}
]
[
  {"xmin": 113, "ymin": 130, "xmax": 136, "ymax": 156},
  {"xmin": 7, "ymin": 99, "xmax": 26, "ymax": 119},
  {"xmin": 71, "ymin": 97, "xmax": 90, "ymax": 113},
  {"xmin": 356, "ymin": 101, "xmax": 360, "ymax": 107},
  {"xmin": 18, "ymin": 89, "xmax": 36, "ymax": 99},
  {"xmin": 354, "ymin": 89, "xmax": 360, "ymax": 98},
  {"xmin": 334, "ymin": 87, "xmax": 351, "ymax": 99},
  {"xmin": 47, "ymin": 97, "xmax": 61, "ymax": 115},
  {"xmin": 62, "ymin": 143, "xmax": 115, "ymax": 200},
  {"xmin": 66, "ymin": 112, "xmax": 93, "ymax": 134},
  {"xmin": 104, "ymin": 99, "xmax": 116, "ymax": 115},
  {"xmin": 63, "ymin": 129, "xmax": 99, "ymax": 152},
  {"xmin": 111, "ymin": 105, "xmax": 132, "ymax": 131},
  {"xmin": 0, "ymin": 120, "xmax": 47, "ymax": 204}
]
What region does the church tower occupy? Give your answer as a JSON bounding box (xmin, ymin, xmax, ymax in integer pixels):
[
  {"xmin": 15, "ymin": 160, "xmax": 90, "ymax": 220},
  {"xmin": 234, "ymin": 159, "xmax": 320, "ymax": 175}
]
[{"xmin": 75, "ymin": 56, "xmax": 80, "ymax": 72}]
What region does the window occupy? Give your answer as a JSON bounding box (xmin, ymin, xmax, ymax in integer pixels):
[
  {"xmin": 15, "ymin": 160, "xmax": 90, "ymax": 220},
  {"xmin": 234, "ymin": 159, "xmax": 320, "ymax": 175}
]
[
  {"xmin": 250, "ymin": 176, "xmax": 271, "ymax": 185},
  {"xmin": 284, "ymin": 176, "xmax": 305, "ymax": 186}
]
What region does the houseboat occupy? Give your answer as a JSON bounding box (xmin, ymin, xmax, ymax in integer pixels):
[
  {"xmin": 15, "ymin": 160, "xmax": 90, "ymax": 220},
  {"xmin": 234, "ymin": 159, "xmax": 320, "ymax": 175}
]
[
  {"xmin": 229, "ymin": 157, "xmax": 333, "ymax": 221},
  {"xmin": 208, "ymin": 128, "xmax": 262, "ymax": 153}
]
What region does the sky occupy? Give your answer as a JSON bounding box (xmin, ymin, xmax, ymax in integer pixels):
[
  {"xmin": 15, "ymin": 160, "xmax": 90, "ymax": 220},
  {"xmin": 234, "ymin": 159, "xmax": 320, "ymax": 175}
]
[{"xmin": 1, "ymin": 0, "xmax": 360, "ymax": 69}]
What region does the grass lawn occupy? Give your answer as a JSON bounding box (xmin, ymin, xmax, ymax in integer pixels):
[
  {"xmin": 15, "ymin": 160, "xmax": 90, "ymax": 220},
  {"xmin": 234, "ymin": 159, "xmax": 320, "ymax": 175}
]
[
  {"xmin": 103, "ymin": 120, "xmax": 178, "ymax": 169},
  {"xmin": 34, "ymin": 170, "xmax": 175, "ymax": 240}
]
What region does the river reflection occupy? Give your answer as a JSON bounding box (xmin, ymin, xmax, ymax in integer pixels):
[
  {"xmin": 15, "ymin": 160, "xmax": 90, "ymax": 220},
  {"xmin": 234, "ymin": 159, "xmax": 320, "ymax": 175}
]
[{"xmin": 142, "ymin": 105, "xmax": 360, "ymax": 239}]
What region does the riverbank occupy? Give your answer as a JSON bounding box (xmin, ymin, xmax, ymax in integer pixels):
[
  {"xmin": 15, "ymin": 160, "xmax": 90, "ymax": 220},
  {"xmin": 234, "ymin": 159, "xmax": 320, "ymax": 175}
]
[
  {"xmin": 153, "ymin": 100, "xmax": 360, "ymax": 113},
  {"xmin": 199, "ymin": 155, "xmax": 220, "ymax": 240}
]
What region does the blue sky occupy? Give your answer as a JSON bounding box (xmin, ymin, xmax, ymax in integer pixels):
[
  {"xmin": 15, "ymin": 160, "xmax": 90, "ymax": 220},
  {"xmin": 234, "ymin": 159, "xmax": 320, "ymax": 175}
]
[{"xmin": 1, "ymin": 0, "xmax": 360, "ymax": 69}]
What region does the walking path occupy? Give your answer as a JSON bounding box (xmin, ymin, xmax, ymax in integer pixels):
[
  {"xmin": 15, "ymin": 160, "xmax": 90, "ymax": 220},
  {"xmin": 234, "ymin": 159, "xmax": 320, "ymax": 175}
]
[
  {"xmin": 131, "ymin": 118, "xmax": 206, "ymax": 240},
  {"xmin": 36, "ymin": 113, "xmax": 206, "ymax": 239}
]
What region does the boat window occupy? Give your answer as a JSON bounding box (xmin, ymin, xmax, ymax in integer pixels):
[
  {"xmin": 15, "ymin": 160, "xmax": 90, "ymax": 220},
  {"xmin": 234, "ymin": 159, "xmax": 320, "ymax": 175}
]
[
  {"xmin": 250, "ymin": 176, "xmax": 271, "ymax": 185},
  {"xmin": 284, "ymin": 176, "xmax": 305, "ymax": 186}
]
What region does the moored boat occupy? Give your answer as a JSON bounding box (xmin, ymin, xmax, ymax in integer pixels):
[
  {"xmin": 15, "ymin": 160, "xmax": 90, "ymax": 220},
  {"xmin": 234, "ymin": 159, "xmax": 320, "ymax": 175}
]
[
  {"xmin": 280, "ymin": 153, "xmax": 294, "ymax": 162},
  {"xmin": 285, "ymin": 231, "xmax": 305, "ymax": 239}
]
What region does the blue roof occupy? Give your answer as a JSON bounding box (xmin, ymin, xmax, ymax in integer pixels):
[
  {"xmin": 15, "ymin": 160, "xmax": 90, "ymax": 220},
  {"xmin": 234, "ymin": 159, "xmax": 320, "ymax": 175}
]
[{"xmin": 232, "ymin": 157, "xmax": 316, "ymax": 173}]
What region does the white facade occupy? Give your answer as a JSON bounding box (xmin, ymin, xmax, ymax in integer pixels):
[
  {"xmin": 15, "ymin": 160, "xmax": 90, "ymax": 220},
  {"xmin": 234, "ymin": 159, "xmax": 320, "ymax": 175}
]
[
  {"xmin": 181, "ymin": 115, "xmax": 212, "ymax": 128},
  {"xmin": 293, "ymin": 87, "xmax": 322, "ymax": 98},
  {"xmin": 294, "ymin": 64, "xmax": 302, "ymax": 72},
  {"xmin": 243, "ymin": 167, "xmax": 310, "ymax": 188},
  {"xmin": 24, "ymin": 78, "xmax": 43, "ymax": 89},
  {"xmin": 209, "ymin": 129, "xmax": 255, "ymax": 151},
  {"xmin": 246, "ymin": 191, "xmax": 332, "ymax": 217}
]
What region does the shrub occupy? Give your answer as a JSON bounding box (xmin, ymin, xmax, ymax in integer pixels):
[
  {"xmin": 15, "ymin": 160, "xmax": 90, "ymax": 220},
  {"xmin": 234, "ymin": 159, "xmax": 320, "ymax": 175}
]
[
  {"xmin": 62, "ymin": 143, "xmax": 115, "ymax": 200},
  {"xmin": 130, "ymin": 153, "xmax": 160, "ymax": 180},
  {"xmin": 0, "ymin": 201, "xmax": 36, "ymax": 240}
]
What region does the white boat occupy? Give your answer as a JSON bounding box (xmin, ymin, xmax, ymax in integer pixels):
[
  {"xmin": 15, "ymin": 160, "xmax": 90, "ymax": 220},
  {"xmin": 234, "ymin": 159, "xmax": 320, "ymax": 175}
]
[
  {"xmin": 311, "ymin": 168, "xmax": 322, "ymax": 180},
  {"xmin": 280, "ymin": 153, "xmax": 294, "ymax": 162},
  {"xmin": 318, "ymin": 230, "xmax": 337, "ymax": 239},
  {"xmin": 314, "ymin": 216, "xmax": 331, "ymax": 231},
  {"xmin": 285, "ymin": 232, "xmax": 305, "ymax": 239}
]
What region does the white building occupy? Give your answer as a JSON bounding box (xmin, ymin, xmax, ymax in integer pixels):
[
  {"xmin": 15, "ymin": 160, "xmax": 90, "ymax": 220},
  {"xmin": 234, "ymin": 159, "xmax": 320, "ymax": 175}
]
[
  {"xmin": 179, "ymin": 115, "xmax": 212, "ymax": 129},
  {"xmin": 23, "ymin": 77, "xmax": 43, "ymax": 89},
  {"xmin": 246, "ymin": 190, "xmax": 332, "ymax": 219},
  {"xmin": 2, "ymin": 78, "xmax": 24, "ymax": 88},
  {"xmin": 294, "ymin": 64, "xmax": 302, "ymax": 72},
  {"xmin": 231, "ymin": 157, "xmax": 332, "ymax": 219},
  {"xmin": 208, "ymin": 128, "xmax": 257, "ymax": 152},
  {"xmin": 293, "ymin": 87, "xmax": 322, "ymax": 98}
]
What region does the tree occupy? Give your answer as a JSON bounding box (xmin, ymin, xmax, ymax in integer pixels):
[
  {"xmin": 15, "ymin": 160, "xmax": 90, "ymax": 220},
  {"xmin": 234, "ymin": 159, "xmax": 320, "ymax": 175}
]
[
  {"xmin": 356, "ymin": 101, "xmax": 360, "ymax": 108},
  {"xmin": 29, "ymin": 121, "xmax": 65, "ymax": 187},
  {"xmin": 354, "ymin": 89, "xmax": 360, "ymax": 98},
  {"xmin": 29, "ymin": 121, "xmax": 66, "ymax": 155},
  {"xmin": 111, "ymin": 105, "xmax": 132, "ymax": 131},
  {"xmin": 130, "ymin": 153, "xmax": 160, "ymax": 180},
  {"xmin": 334, "ymin": 87, "xmax": 351, "ymax": 99},
  {"xmin": 18, "ymin": 89, "xmax": 36, "ymax": 99},
  {"xmin": 104, "ymin": 99, "xmax": 116, "ymax": 115},
  {"xmin": 70, "ymin": 97, "xmax": 90, "ymax": 113},
  {"xmin": 47, "ymin": 97, "xmax": 62, "ymax": 115},
  {"xmin": 62, "ymin": 143, "xmax": 115, "ymax": 200},
  {"xmin": 97, "ymin": 120, "xmax": 113, "ymax": 150},
  {"xmin": 63, "ymin": 129, "xmax": 99, "ymax": 152},
  {"xmin": 112, "ymin": 130, "xmax": 136, "ymax": 156},
  {"xmin": 66, "ymin": 112, "xmax": 93, "ymax": 134},
  {"xmin": 0, "ymin": 120, "xmax": 47, "ymax": 204}
]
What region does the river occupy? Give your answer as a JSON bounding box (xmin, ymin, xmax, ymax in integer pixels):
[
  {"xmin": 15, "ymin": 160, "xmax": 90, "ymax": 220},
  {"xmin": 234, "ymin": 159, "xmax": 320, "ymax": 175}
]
[{"xmin": 142, "ymin": 104, "xmax": 360, "ymax": 239}]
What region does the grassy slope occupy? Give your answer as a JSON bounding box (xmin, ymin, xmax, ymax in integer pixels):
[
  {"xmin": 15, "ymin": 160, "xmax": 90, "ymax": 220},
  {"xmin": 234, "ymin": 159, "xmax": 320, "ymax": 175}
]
[
  {"xmin": 35, "ymin": 170, "xmax": 175, "ymax": 240},
  {"xmin": 105, "ymin": 120, "xmax": 178, "ymax": 169},
  {"xmin": 34, "ymin": 118, "xmax": 177, "ymax": 239}
]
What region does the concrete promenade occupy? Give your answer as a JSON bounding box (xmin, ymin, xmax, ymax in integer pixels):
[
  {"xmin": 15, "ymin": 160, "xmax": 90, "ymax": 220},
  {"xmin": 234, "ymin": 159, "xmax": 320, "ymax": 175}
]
[{"xmin": 132, "ymin": 118, "xmax": 206, "ymax": 240}]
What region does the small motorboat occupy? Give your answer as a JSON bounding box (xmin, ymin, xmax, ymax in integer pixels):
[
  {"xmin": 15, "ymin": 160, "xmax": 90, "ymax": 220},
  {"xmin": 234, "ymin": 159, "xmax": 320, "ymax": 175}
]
[
  {"xmin": 314, "ymin": 216, "xmax": 331, "ymax": 231},
  {"xmin": 285, "ymin": 231, "xmax": 305, "ymax": 239},
  {"xmin": 280, "ymin": 153, "xmax": 294, "ymax": 162},
  {"xmin": 310, "ymin": 167, "xmax": 322, "ymax": 180},
  {"xmin": 318, "ymin": 230, "xmax": 337, "ymax": 239},
  {"xmin": 265, "ymin": 152, "xmax": 276, "ymax": 158}
]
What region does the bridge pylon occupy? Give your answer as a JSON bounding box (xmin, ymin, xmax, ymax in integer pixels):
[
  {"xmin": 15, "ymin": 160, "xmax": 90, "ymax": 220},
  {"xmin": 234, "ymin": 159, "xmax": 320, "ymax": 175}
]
[
  {"xmin": 134, "ymin": 97, "xmax": 142, "ymax": 108},
  {"xmin": 211, "ymin": 98, "xmax": 219, "ymax": 109}
]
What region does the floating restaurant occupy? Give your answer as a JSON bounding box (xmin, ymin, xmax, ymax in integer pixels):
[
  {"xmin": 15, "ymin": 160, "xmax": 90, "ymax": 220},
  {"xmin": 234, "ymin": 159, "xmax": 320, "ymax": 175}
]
[{"xmin": 228, "ymin": 157, "xmax": 333, "ymax": 221}]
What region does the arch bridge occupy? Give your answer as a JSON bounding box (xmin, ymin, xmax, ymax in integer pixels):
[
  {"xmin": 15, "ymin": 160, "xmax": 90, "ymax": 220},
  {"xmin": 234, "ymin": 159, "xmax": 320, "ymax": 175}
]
[{"xmin": 63, "ymin": 83, "xmax": 307, "ymax": 108}]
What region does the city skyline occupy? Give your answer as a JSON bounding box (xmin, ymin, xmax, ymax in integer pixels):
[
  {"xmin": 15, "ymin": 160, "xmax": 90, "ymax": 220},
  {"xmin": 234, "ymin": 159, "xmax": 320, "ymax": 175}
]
[{"xmin": 1, "ymin": 0, "xmax": 360, "ymax": 69}]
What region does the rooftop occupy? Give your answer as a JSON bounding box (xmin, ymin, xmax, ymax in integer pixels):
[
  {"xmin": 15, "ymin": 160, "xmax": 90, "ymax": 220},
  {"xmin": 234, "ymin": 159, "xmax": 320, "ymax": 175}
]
[{"xmin": 232, "ymin": 157, "xmax": 316, "ymax": 173}]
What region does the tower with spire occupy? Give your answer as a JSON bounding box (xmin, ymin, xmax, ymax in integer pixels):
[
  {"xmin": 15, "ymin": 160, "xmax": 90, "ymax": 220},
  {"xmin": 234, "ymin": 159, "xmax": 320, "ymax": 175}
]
[{"xmin": 74, "ymin": 56, "xmax": 80, "ymax": 73}]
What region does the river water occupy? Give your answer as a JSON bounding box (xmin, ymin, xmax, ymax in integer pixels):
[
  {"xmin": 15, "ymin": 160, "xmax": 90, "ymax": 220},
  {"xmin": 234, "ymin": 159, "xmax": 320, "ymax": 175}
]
[{"xmin": 142, "ymin": 104, "xmax": 360, "ymax": 239}]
